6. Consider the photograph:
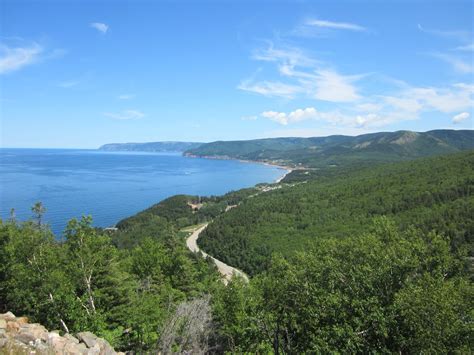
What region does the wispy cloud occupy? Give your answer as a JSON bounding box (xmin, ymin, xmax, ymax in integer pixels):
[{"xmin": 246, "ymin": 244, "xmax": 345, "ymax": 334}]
[
  {"xmin": 313, "ymin": 70, "xmax": 361, "ymax": 102},
  {"xmin": 306, "ymin": 19, "xmax": 366, "ymax": 32},
  {"xmin": 452, "ymin": 112, "xmax": 470, "ymax": 124},
  {"xmin": 238, "ymin": 79, "xmax": 302, "ymax": 99},
  {"xmin": 240, "ymin": 44, "xmax": 363, "ymax": 103},
  {"xmin": 430, "ymin": 53, "xmax": 473, "ymax": 73},
  {"xmin": 252, "ymin": 44, "xmax": 318, "ymax": 67},
  {"xmin": 417, "ymin": 24, "xmax": 470, "ymax": 42},
  {"xmin": 240, "ymin": 37, "xmax": 474, "ymax": 131},
  {"xmin": 455, "ymin": 43, "xmax": 474, "ymax": 51},
  {"xmin": 118, "ymin": 94, "xmax": 135, "ymax": 100},
  {"xmin": 90, "ymin": 22, "xmax": 109, "ymax": 34},
  {"xmin": 0, "ymin": 42, "xmax": 43, "ymax": 74},
  {"xmin": 104, "ymin": 110, "xmax": 144, "ymax": 120},
  {"xmin": 58, "ymin": 80, "xmax": 80, "ymax": 88}
]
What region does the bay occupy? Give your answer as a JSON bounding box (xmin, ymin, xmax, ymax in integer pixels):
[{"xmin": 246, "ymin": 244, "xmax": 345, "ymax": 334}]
[{"xmin": 0, "ymin": 148, "xmax": 284, "ymax": 235}]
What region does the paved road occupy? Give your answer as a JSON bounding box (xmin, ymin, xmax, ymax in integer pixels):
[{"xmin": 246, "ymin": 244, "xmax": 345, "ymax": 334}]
[{"xmin": 186, "ymin": 224, "xmax": 249, "ymax": 284}]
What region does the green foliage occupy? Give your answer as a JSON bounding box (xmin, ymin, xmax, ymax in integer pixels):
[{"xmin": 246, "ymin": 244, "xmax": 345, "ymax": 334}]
[
  {"xmin": 213, "ymin": 219, "xmax": 473, "ymax": 353},
  {"xmin": 199, "ymin": 151, "xmax": 474, "ymax": 275},
  {"xmin": 112, "ymin": 189, "xmax": 257, "ymax": 249},
  {"xmin": 0, "ymin": 213, "xmax": 220, "ymax": 352}
]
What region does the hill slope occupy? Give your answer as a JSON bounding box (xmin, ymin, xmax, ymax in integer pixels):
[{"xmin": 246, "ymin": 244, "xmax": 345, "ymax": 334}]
[
  {"xmin": 185, "ymin": 130, "xmax": 474, "ymax": 168},
  {"xmin": 198, "ymin": 150, "xmax": 474, "ymax": 275}
]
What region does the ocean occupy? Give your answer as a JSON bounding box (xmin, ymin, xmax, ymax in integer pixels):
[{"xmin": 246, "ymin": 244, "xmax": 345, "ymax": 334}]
[{"xmin": 0, "ymin": 149, "xmax": 284, "ymax": 235}]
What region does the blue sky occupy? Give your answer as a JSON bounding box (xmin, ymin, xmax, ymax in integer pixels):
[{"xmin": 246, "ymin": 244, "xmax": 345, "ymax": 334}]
[{"xmin": 1, "ymin": 0, "xmax": 473, "ymax": 148}]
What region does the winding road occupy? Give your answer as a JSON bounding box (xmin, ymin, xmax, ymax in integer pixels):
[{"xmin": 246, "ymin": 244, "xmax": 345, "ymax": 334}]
[{"xmin": 186, "ymin": 223, "xmax": 249, "ymax": 284}]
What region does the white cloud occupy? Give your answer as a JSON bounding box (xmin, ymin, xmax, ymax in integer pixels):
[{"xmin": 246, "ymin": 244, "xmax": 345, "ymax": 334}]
[
  {"xmin": 252, "ymin": 45, "xmax": 317, "ymax": 67},
  {"xmin": 238, "ymin": 79, "xmax": 302, "ymax": 99},
  {"xmin": 306, "ymin": 19, "xmax": 366, "ymax": 32},
  {"xmin": 242, "ymin": 44, "xmax": 363, "ymax": 103},
  {"xmin": 258, "ymin": 106, "xmax": 409, "ymax": 130},
  {"xmin": 240, "ymin": 41, "xmax": 474, "ymax": 131},
  {"xmin": 452, "ymin": 112, "xmax": 470, "ymax": 124},
  {"xmin": 0, "ymin": 42, "xmax": 43, "ymax": 74},
  {"xmin": 90, "ymin": 22, "xmax": 109, "ymax": 34},
  {"xmin": 253, "ymin": 81, "xmax": 474, "ymax": 129},
  {"xmin": 382, "ymin": 96, "xmax": 423, "ymax": 113},
  {"xmin": 417, "ymin": 24, "xmax": 470, "ymax": 42},
  {"xmin": 431, "ymin": 53, "xmax": 473, "ymax": 74},
  {"xmin": 453, "ymin": 83, "xmax": 474, "ymax": 93},
  {"xmin": 455, "ymin": 43, "xmax": 474, "ymax": 51},
  {"xmin": 406, "ymin": 86, "xmax": 473, "ymax": 113},
  {"xmin": 104, "ymin": 110, "xmax": 144, "ymax": 120},
  {"xmin": 355, "ymin": 103, "xmax": 383, "ymax": 112},
  {"xmin": 58, "ymin": 80, "xmax": 80, "ymax": 88},
  {"xmin": 261, "ymin": 107, "xmax": 319, "ymax": 125},
  {"xmin": 313, "ymin": 70, "xmax": 361, "ymax": 102},
  {"xmin": 118, "ymin": 94, "xmax": 135, "ymax": 100}
]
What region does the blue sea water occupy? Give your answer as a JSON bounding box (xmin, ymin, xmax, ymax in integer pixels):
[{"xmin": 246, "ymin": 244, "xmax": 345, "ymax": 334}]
[{"xmin": 0, "ymin": 149, "xmax": 284, "ymax": 235}]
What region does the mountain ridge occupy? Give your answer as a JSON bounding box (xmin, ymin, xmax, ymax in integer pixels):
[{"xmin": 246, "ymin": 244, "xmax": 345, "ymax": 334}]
[{"xmin": 184, "ymin": 129, "xmax": 474, "ymax": 168}]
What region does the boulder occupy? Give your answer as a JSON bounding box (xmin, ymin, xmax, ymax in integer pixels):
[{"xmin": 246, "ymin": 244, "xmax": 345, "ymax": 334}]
[
  {"xmin": 14, "ymin": 331, "xmax": 36, "ymax": 345},
  {"xmin": 15, "ymin": 316, "xmax": 28, "ymax": 325},
  {"xmin": 0, "ymin": 312, "xmax": 16, "ymax": 321},
  {"xmin": 19, "ymin": 323, "xmax": 48, "ymax": 341},
  {"xmin": 64, "ymin": 332, "xmax": 80, "ymax": 344},
  {"xmin": 96, "ymin": 338, "xmax": 116, "ymax": 355},
  {"xmin": 0, "ymin": 311, "xmax": 119, "ymax": 354},
  {"xmin": 49, "ymin": 334, "xmax": 68, "ymax": 353},
  {"xmin": 87, "ymin": 343, "xmax": 101, "ymax": 355},
  {"xmin": 64, "ymin": 340, "xmax": 89, "ymax": 354},
  {"xmin": 6, "ymin": 321, "xmax": 19, "ymax": 333},
  {"xmin": 77, "ymin": 331, "xmax": 99, "ymax": 348}
]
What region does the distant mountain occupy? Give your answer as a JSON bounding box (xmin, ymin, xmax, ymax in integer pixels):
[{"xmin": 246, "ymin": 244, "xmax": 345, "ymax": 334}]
[
  {"xmin": 185, "ymin": 130, "xmax": 474, "ymax": 168},
  {"xmin": 99, "ymin": 141, "xmax": 203, "ymax": 152}
]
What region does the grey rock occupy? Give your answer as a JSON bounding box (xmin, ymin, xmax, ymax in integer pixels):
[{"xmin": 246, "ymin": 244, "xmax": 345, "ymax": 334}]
[
  {"xmin": 64, "ymin": 332, "xmax": 80, "ymax": 344},
  {"xmin": 87, "ymin": 343, "xmax": 101, "ymax": 355},
  {"xmin": 64, "ymin": 341, "xmax": 87, "ymax": 354},
  {"xmin": 14, "ymin": 331, "xmax": 36, "ymax": 344},
  {"xmin": 0, "ymin": 319, "xmax": 6, "ymax": 329},
  {"xmin": 19, "ymin": 323, "xmax": 48, "ymax": 342},
  {"xmin": 96, "ymin": 338, "xmax": 116, "ymax": 355},
  {"xmin": 77, "ymin": 331, "xmax": 99, "ymax": 348},
  {"xmin": 0, "ymin": 311, "xmax": 15, "ymax": 321}
]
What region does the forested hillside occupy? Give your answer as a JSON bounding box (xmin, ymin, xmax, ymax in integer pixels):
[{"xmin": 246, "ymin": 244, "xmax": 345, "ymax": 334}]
[
  {"xmin": 113, "ymin": 188, "xmax": 257, "ymax": 248},
  {"xmin": 199, "ymin": 150, "xmax": 474, "ymax": 275},
  {"xmin": 185, "ymin": 130, "xmax": 474, "ymax": 169},
  {"xmin": 1, "ymin": 150, "xmax": 473, "ymax": 353}
]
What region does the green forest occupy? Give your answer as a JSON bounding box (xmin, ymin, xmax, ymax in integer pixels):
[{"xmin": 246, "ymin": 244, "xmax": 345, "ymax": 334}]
[
  {"xmin": 1, "ymin": 150, "xmax": 473, "ymax": 353},
  {"xmin": 185, "ymin": 129, "xmax": 474, "ymax": 168},
  {"xmin": 199, "ymin": 150, "xmax": 474, "ymax": 275}
]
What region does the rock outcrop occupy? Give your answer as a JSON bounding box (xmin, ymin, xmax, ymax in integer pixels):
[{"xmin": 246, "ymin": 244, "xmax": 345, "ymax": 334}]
[{"xmin": 0, "ymin": 311, "xmax": 123, "ymax": 355}]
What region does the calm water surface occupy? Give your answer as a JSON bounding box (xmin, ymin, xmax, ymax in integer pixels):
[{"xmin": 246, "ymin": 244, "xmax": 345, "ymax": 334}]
[{"xmin": 0, "ymin": 149, "xmax": 284, "ymax": 235}]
